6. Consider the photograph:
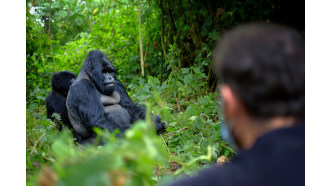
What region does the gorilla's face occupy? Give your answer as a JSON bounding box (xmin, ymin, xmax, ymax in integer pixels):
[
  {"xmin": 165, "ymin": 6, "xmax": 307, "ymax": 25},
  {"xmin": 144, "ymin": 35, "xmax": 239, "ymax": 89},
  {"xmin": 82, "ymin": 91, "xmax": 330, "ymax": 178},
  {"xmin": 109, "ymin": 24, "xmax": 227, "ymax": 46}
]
[
  {"xmin": 52, "ymin": 71, "xmax": 76, "ymax": 96},
  {"xmin": 102, "ymin": 68, "xmax": 116, "ymax": 95},
  {"xmin": 84, "ymin": 50, "xmax": 117, "ymax": 95}
]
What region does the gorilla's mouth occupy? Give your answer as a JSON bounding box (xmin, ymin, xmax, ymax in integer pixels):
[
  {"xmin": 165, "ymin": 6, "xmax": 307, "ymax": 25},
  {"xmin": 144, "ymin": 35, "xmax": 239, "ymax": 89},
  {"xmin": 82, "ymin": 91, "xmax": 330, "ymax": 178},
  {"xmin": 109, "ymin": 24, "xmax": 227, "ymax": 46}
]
[{"xmin": 105, "ymin": 83, "xmax": 115, "ymax": 87}]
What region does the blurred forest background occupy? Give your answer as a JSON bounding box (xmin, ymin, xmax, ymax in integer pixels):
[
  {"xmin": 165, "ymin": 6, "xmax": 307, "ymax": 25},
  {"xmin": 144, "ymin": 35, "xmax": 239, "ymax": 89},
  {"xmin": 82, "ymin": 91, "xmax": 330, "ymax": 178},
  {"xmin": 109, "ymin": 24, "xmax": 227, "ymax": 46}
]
[{"xmin": 26, "ymin": 0, "xmax": 304, "ymax": 185}]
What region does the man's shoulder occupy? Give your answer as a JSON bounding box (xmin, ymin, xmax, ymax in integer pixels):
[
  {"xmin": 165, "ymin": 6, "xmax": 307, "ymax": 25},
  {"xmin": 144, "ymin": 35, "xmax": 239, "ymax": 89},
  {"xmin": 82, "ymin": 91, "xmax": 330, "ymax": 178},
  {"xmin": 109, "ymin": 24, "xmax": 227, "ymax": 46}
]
[
  {"xmin": 168, "ymin": 121, "xmax": 305, "ymax": 186},
  {"xmin": 232, "ymin": 120, "xmax": 305, "ymax": 185}
]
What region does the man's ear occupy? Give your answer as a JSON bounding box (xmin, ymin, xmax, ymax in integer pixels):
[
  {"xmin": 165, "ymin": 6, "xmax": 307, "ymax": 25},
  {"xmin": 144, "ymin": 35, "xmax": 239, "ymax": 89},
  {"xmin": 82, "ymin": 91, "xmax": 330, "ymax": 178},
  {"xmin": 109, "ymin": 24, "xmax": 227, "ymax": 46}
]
[{"xmin": 221, "ymin": 84, "xmax": 239, "ymax": 119}]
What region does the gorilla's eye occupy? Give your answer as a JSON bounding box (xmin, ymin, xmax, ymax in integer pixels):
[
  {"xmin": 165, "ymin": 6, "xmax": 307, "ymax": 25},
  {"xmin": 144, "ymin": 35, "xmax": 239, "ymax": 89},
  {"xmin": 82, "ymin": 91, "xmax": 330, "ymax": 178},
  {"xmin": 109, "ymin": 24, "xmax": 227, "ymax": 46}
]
[
  {"xmin": 102, "ymin": 68, "xmax": 115, "ymax": 74},
  {"xmin": 102, "ymin": 69, "xmax": 110, "ymax": 74}
]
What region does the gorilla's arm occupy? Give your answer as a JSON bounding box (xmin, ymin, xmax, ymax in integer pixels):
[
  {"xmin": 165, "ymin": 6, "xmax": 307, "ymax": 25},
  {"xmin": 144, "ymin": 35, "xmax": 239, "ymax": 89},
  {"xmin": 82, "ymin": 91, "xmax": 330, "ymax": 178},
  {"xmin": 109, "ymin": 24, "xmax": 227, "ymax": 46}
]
[
  {"xmin": 46, "ymin": 92, "xmax": 65, "ymax": 119},
  {"xmin": 45, "ymin": 93, "xmax": 56, "ymax": 120},
  {"xmin": 66, "ymin": 79, "xmax": 125, "ymax": 137},
  {"xmin": 115, "ymin": 80, "xmax": 166, "ymax": 134},
  {"xmin": 45, "ymin": 92, "xmax": 72, "ymax": 130},
  {"xmin": 115, "ymin": 80, "xmax": 146, "ymax": 123}
]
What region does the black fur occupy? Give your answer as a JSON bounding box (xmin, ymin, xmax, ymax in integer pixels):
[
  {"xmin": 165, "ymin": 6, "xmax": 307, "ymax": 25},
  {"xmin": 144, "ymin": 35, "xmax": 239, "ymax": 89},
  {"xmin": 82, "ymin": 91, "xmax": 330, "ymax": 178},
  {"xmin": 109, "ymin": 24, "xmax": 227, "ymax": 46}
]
[
  {"xmin": 66, "ymin": 50, "xmax": 166, "ymax": 143},
  {"xmin": 45, "ymin": 71, "xmax": 76, "ymax": 130}
]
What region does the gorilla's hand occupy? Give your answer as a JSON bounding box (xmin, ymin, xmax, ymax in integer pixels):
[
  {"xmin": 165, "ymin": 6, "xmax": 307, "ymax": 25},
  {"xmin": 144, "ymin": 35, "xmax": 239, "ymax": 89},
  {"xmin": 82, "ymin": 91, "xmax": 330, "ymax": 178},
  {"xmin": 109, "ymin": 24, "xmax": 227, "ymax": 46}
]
[{"xmin": 154, "ymin": 116, "xmax": 166, "ymax": 134}]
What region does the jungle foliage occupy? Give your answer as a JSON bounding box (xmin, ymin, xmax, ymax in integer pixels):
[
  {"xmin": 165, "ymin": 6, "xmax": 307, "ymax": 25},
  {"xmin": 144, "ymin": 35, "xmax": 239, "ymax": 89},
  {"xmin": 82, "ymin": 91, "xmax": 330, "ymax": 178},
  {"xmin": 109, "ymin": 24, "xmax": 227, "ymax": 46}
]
[{"xmin": 26, "ymin": 0, "xmax": 304, "ymax": 185}]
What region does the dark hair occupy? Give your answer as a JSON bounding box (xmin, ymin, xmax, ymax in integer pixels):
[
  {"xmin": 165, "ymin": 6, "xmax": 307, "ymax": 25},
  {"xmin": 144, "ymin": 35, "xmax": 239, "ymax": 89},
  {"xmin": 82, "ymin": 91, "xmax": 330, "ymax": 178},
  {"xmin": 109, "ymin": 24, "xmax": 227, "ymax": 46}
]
[{"xmin": 213, "ymin": 23, "xmax": 305, "ymax": 119}]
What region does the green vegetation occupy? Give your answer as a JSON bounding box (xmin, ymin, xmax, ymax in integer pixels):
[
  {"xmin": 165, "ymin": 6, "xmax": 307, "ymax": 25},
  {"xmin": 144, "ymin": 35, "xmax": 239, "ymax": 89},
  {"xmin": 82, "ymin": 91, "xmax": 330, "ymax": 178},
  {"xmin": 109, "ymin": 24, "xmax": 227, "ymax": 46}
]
[{"xmin": 26, "ymin": 0, "xmax": 303, "ymax": 185}]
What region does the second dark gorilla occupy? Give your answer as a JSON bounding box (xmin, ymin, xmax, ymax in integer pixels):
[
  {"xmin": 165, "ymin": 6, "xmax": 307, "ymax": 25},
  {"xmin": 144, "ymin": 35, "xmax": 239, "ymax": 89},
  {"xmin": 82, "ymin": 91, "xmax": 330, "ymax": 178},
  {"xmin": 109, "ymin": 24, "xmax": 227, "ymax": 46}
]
[
  {"xmin": 66, "ymin": 50, "xmax": 166, "ymax": 143},
  {"xmin": 46, "ymin": 71, "xmax": 76, "ymax": 130}
]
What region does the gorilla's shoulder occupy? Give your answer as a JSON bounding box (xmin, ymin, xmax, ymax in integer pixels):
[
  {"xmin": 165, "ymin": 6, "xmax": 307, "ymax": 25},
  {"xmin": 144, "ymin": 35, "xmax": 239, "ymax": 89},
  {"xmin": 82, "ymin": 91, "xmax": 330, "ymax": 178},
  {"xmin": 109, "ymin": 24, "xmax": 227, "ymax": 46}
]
[{"xmin": 70, "ymin": 78, "xmax": 96, "ymax": 91}]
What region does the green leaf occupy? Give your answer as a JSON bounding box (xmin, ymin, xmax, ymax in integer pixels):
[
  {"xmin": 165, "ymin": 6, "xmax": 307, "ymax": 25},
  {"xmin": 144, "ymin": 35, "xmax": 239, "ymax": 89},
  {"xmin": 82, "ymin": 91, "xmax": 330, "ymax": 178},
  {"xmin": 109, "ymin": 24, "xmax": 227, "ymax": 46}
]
[
  {"xmin": 193, "ymin": 67, "xmax": 201, "ymax": 74},
  {"xmin": 56, "ymin": 10, "xmax": 67, "ymax": 18},
  {"xmin": 92, "ymin": 8, "xmax": 99, "ymax": 15},
  {"xmin": 181, "ymin": 68, "xmax": 190, "ymax": 74},
  {"xmin": 185, "ymin": 105, "xmax": 200, "ymax": 117}
]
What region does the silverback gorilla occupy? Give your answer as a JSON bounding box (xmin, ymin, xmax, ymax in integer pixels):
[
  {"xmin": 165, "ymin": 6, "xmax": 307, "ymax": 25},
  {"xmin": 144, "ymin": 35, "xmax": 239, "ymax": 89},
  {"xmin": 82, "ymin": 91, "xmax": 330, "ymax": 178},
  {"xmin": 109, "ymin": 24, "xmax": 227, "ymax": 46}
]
[
  {"xmin": 45, "ymin": 71, "xmax": 76, "ymax": 130},
  {"xmin": 66, "ymin": 50, "xmax": 166, "ymax": 143}
]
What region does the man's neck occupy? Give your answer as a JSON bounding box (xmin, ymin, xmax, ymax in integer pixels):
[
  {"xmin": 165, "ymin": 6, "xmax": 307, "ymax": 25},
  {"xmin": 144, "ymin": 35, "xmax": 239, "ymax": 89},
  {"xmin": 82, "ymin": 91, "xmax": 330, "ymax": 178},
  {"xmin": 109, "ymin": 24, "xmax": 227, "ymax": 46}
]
[{"xmin": 237, "ymin": 116, "xmax": 298, "ymax": 149}]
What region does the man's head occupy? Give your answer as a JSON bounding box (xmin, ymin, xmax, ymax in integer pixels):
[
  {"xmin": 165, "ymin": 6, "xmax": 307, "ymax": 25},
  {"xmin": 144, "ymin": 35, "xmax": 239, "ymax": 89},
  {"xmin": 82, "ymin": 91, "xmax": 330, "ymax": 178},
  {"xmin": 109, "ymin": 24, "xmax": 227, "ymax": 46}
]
[{"xmin": 213, "ymin": 23, "xmax": 305, "ymax": 148}]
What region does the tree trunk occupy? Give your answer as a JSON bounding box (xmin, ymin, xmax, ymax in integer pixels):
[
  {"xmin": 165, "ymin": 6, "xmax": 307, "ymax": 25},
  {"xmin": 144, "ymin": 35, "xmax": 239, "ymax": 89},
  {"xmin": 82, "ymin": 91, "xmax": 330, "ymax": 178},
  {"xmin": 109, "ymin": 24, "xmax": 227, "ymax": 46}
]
[
  {"xmin": 160, "ymin": 0, "xmax": 164, "ymax": 85},
  {"xmin": 187, "ymin": 0, "xmax": 201, "ymax": 49}
]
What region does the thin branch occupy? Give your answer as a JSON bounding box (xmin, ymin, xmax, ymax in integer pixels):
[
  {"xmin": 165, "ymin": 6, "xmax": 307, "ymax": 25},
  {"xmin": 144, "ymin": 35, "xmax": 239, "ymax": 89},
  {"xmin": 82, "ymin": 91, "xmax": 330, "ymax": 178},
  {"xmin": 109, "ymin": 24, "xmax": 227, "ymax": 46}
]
[
  {"xmin": 221, "ymin": 143, "xmax": 237, "ymax": 154},
  {"xmin": 160, "ymin": 134, "xmax": 172, "ymax": 157},
  {"xmin": 28, "ymin": 133, "xmax": 46, "ymax": 159},
  {"xmin": 138, "ymin": 0, "xmax": 144, "ymax": 76},
  {"xmin": 48, "ymin": 0, "xmax": 57, "ymax": 72}
]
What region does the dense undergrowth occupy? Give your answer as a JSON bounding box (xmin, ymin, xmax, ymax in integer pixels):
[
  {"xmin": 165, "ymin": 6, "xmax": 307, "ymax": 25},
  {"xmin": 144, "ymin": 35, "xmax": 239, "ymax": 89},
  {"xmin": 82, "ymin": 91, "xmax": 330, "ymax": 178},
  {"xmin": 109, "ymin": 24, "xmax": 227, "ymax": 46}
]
[{"xmin": 26, "ymin": 68, "xmax": 237, "ymax": 185}]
